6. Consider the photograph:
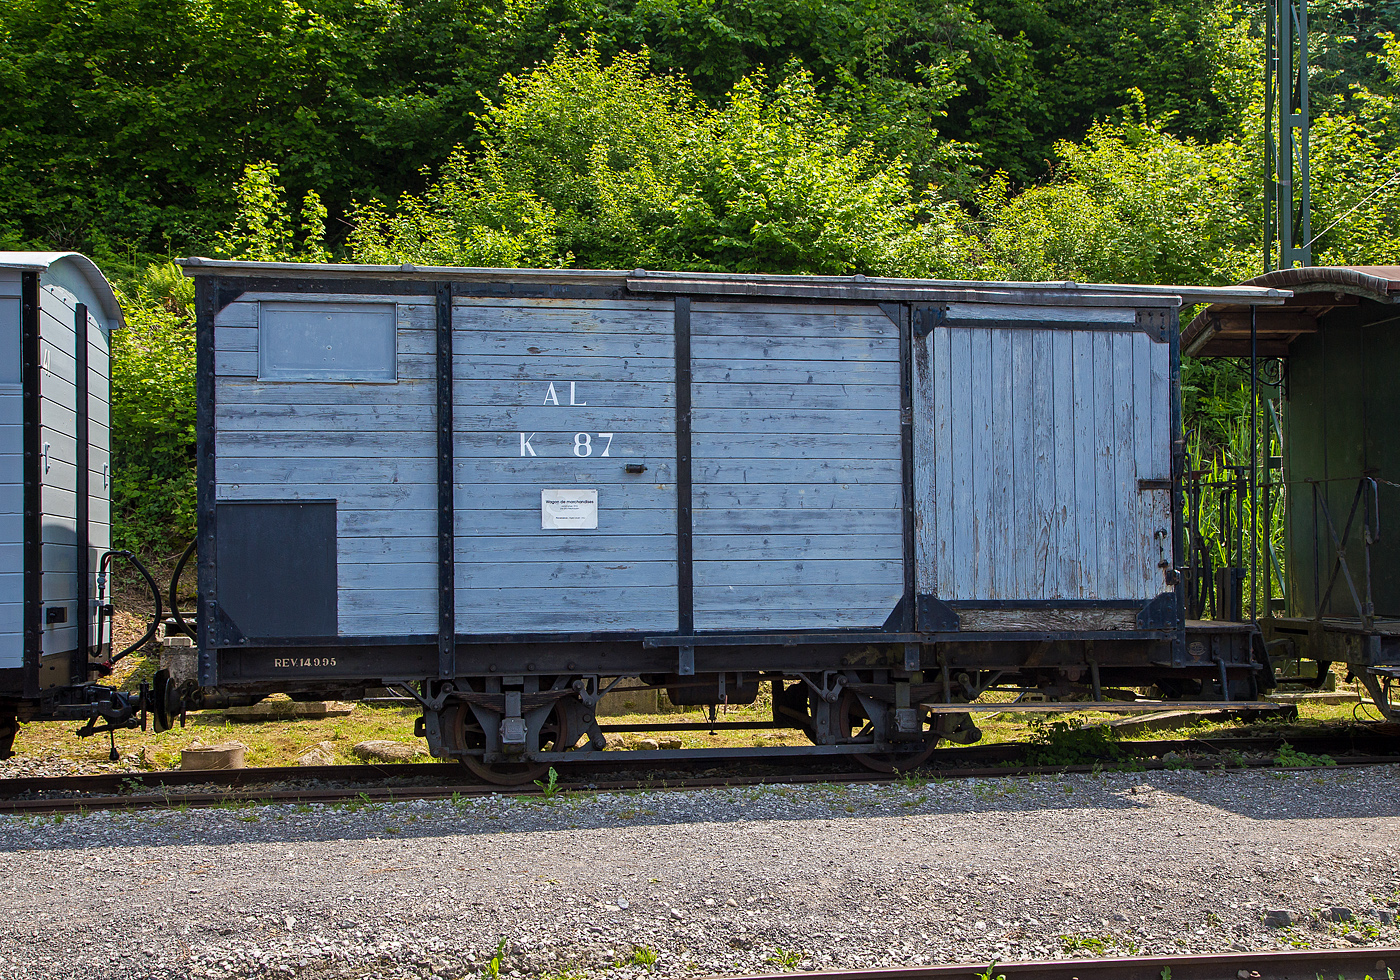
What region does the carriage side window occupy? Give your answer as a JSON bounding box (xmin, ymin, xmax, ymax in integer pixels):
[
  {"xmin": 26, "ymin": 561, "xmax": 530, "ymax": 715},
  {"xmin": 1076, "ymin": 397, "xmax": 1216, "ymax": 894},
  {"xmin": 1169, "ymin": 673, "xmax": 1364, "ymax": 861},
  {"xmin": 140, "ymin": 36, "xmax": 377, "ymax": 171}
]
[
  {"xmin": 0, "ymin": 298, "xmax": 19, "ymax": 385},
  {"xmin": 258, "ymin": 301, "xmax": 397, "ymax": 382}
]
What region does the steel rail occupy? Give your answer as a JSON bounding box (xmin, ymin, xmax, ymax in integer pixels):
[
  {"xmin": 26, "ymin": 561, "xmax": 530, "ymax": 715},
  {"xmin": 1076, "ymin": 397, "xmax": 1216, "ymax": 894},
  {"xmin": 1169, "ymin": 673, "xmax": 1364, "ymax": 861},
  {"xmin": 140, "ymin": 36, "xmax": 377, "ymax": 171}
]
[
  {"xmin": 1, "ymin": 736, "xmax": 1397, "ymax": 815},
  {"xmin": 0, "ymin": 732, "xmax": 1393, "ymax": 799},
  {"xmin": 717, "ymin": 948, "xmax": 1398, "ymax": 980}
]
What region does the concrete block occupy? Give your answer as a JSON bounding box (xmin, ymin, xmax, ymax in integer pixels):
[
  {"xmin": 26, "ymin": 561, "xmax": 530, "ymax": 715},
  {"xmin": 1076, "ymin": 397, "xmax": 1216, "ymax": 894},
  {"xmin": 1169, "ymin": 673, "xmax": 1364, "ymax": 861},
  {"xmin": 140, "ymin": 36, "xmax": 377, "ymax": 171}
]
[
  {"xmin": 181, "ymin": 742, "xmax": 246, "ymax": 770},
  {"xmin": 596, "ymin": 681, "xmax": 661, "ymax": 717},
  {"xmin": 159, "ymin": 639, "xmax": 198, "ymax": 687}
]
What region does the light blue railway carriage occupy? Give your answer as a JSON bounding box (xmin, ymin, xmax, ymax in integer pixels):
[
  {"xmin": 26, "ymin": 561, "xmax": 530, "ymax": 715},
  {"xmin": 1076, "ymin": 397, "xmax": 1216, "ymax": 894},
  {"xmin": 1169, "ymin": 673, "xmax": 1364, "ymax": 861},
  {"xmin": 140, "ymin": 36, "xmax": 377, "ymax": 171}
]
[
  {"xmin": 170, "ymin": 261, "xmax": 1287, "ymax": 782},
  {"xmin": 0, "ymin": 253, "xmax": 124, "ymax": 750}
]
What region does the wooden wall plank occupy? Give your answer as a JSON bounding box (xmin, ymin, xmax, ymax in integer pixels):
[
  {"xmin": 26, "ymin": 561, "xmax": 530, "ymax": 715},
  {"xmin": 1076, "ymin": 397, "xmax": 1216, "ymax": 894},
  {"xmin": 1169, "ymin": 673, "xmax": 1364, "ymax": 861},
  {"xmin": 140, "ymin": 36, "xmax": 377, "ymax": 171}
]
[
  {"xmin": 1092, "ymin": 331, "xmax": 1119, "ymax": 598},
  {"xmin": 1132, "ymin": 334, "xmax": 1155, "ymax": 595},
  {"xmin": 692, "ymin": 408, "xmax": 901, "ymax": 435},
  {"xmin": 454, "ymin": 586, "xmax": 677, "ymax": 614},
  {"xmin": 1052, "ymin": 330, "xmax": 1079, "ymax": 597},
  {"xmin": 453, "ymin": 332, "xmax": 673, "ymax": 360},
  {"xmin": 693, "ymin": 508, "xmax": 901, "ymax": 535},
  {"xmin": 694, "ymin": 532, "xmax": 904, "ymax": 561},
  {"xmin": 692, "ymin": 358, "xmax": 898, "ymax": 385},
  {"xmin": 694, "ymin": 457, "xmax": 899, "ymax": 485},
  {"xmin": 970, "ymin": 329, "xmax": 994, "ymax": 596},
  {"xmin": 1113, "ymin": 331, "xmax": 1138, "ymax": 591},
  {"xmin": 1011, "ymin": 329, "xmax": 1034, "ymax": 599},
  {"xmin": 690, "ymin": 432, "xmax": 899, "ymax": 460},
  {"xmin": 453, "ymin": 304, "xmax": 674, "ymax": 336},
  {"xmin": 692, "ymin": 301, "xmax": 898, "ymax": 317},
  {"xmin": 1030, "ymin": 329, "xmax": 1054, "ymax": 600},
  {"xmin": 690, "ymin": 302, "xmax": 903, "ymax": 629},
  {"xmin": 219, "ymin": 379, "xmax": 437, "ymax": 406},
  {"xmin": 693, "ymin": 482, "xmax": 902, "ymax": 510},
  {"xmin": 932, "ymin": 325, "xmax": 953, "ymax": 596},
  {"xmin": 694, "ymin": 558, "xmax": 902, "ymax": 587},
  {"xmin": 990, "ymin": 328, "xmax": 1014, "ymax": 599},
  {"xmin": 949, "ymin": 327, "xmax": 974, "ymax": 599},
  {"xmin": 688, "ymin": 311, "xmax": 897, "ymax": 339},
  {"xmin": 944, "ymin": 303, "xmax": 1137, "ymax": 323},
  {"xmin": 691, "ymin": 383, "xmax": 899, "ymax": 411},
  {"xmin": 1071, "ymin": 331, "xmax": 1098, "ymax": 597}
]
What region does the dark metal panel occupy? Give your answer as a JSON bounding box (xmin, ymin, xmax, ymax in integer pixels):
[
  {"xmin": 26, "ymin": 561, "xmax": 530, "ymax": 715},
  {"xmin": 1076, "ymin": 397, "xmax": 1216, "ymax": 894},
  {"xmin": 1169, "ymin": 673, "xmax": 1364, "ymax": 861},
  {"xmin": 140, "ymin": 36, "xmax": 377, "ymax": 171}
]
[
  {"xmin": 195, "ymin": 277, "xmax": 219, "ymax": 684},
  {"xmin": 435, "ymin": 282, "xmax": 455, "ymax": 679},
  {"xmin": 674, "ymin": 297, "xmax": 694, "ymax": 634},
  {"xmin": 20, "ymin": 273, "xmax": 39, "ymax": 699},
  {"xmin": 73, "ymin": 302, "xmax": 89, "ymax": 681},
  {"xmin": 215, "ymin": 501, "xmax": 337, "ymax": 638},
  {"xmin": 1168, "ymin": 314, "xmax": 1188, "ymax": 659}
]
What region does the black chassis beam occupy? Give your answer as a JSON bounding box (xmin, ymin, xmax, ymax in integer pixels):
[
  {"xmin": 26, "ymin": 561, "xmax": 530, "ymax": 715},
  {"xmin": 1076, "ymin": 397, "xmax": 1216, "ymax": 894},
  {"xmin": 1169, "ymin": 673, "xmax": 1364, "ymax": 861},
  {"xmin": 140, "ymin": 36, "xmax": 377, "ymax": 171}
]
[
  {"xmin": 1262, "ymin": 619, "xmax": 1400, "ymax": 668},
  {"xmin": 207, "ymin": 633, "xmax": 1258, "ymax": 693}
]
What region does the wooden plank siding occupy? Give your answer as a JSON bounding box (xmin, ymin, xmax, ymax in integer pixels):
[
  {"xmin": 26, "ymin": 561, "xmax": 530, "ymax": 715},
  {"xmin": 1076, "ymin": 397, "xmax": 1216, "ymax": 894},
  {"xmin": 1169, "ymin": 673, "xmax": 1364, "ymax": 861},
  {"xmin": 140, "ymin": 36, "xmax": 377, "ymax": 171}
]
[
  {"xmin": 38, "ymin": 287, "xmax": 111, "ymax": 658},
  {"xmin": 690, "ymin": 302, "xmax": 904, "ymax": 630},
  {"xmin": 208, "ymin": 286, "xmax": 1178, "ymax": 643},
  {"xmin": 214, "ymin": 297, "xmax": 439, "ymax": 636},
  {"xmin": 913, "ymin": 308, "xmax": 1173, "ymax": 607},
  {"xmin": 451, "ymin": 299, "xmax": 678, "ymax": 633}
]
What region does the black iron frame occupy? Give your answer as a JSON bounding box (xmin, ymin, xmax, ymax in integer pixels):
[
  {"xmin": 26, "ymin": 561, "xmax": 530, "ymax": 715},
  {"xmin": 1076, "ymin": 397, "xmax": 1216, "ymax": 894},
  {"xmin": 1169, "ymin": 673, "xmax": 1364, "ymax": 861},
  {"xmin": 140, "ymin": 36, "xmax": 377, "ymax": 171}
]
[
  {"xmin": 435, "ymin": 283, "xmax": 455, "ymax": 679},
  {"xmin": 674, "ymin": 297, "xmax": 693, "ymax": 635},
  {"xmin": 20, "ymin": 272, "xmax": 40, "ymax": 699},
  {"xmin": 73, "ymin": 303, "xmax": 89, "ymax": 684},
  {"xmin": 195, "ymin": 277, "xmax": 218, "ymax": 686}
]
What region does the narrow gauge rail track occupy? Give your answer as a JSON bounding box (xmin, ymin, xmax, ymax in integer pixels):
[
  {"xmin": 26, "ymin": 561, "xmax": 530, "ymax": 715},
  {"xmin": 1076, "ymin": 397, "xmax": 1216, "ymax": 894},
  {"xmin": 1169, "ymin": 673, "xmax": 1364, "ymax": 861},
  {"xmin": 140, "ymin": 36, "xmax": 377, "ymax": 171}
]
[
  {"xmin": 2, "ymin": 732, "xmax": 1396, "ymax": 815},
  {"xmin": 720, "ymin": 948, "xmax": 1400, "ymax": 980}
]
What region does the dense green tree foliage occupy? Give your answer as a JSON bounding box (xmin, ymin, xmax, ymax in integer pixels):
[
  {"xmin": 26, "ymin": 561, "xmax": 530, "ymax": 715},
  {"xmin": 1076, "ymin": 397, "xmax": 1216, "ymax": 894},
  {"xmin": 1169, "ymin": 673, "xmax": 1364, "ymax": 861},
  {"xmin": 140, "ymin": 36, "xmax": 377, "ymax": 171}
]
[
  {"xmin": 6, "ymin": 0, "xmax": 1376, "ymax": 257},
  {"xmin": 109, "ymin": 262, "xmax": 196, "ymax": 556},
  {"xmin": 8, "ymin": 0, "xmax": 1392, "ymax": 550},
  {"xmin": 346, "ymin": 48, "xmax": 963, "ymax": 274}
]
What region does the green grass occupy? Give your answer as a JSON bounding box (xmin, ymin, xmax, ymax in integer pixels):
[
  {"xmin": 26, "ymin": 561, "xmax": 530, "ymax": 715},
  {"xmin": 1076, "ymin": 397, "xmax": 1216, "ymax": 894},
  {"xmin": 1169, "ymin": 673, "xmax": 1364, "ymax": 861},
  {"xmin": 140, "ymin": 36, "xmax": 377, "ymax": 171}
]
[{"xmin": 7, "ymin": 675, "xmax": 1384, "ymax": 771}]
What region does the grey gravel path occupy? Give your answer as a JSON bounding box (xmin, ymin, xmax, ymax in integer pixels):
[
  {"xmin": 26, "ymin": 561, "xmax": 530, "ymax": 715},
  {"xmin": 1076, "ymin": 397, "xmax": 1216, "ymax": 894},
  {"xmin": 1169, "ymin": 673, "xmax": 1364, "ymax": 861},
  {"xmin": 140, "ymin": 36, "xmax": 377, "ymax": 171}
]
[{"xmin": 1, "ymin": 766, "xmax": 1398, "ymax": 980}]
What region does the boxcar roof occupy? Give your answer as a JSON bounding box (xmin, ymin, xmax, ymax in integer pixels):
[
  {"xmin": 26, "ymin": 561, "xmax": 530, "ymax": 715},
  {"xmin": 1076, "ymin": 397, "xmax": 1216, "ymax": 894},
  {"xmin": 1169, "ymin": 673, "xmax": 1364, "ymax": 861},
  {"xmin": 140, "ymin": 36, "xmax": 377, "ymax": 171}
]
[
  {"xmin": 0, "ymin": 251, "xmax": 125, "ymax": 326},
  {"xmin": 179, "ymin": 257, "xmax": 1289, "ymax": 310},
  {"xmin": 1182, "ymin": 266, "xmax": 1400, "ymax": 357}
]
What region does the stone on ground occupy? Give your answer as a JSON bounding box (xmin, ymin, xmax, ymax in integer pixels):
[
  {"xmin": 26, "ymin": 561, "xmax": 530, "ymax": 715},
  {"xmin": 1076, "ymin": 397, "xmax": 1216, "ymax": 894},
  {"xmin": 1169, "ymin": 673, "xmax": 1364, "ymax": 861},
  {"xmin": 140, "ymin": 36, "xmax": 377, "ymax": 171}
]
[
  {"xmin": 352, "ymin": 740, "xmax": 421, "ymax": 762},
  {"xmin": 297, "ymin": 741, "xmax": 338, "ymax": 766}
]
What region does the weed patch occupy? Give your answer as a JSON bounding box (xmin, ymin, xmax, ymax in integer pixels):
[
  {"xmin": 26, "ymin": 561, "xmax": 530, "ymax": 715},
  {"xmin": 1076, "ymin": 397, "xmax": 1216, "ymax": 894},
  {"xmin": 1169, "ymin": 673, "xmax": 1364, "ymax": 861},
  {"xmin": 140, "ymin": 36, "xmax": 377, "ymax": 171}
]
[{"xmin": 1023, "ymin": 720, "xmax": 1123, "ymax": 767}]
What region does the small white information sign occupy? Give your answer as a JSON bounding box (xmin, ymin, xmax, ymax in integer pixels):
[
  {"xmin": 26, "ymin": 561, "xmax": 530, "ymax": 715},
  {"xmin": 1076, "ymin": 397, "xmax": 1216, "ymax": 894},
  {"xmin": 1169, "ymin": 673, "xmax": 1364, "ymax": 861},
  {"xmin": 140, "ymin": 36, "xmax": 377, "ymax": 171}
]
[{"xmin": 541, "ymin": 489, "xmax": 598, "ymax": 530}]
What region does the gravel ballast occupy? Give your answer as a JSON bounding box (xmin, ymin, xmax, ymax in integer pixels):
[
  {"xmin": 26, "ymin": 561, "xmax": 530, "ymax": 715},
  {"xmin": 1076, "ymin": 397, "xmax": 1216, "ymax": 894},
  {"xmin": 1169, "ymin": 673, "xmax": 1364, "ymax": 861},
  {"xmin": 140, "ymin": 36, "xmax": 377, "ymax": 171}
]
[{"xmin": 1, "ymin": 766, "xmax": 1398, "ymax": 980}]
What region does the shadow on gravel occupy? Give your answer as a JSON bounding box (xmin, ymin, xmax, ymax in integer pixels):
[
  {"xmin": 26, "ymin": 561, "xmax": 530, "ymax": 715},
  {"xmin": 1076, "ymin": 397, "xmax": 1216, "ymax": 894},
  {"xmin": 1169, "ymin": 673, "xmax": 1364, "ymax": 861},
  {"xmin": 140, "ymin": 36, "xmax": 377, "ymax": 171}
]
[{"xmin": 3, "ymin": 764, "xmax": 1397, "ymax": 853}]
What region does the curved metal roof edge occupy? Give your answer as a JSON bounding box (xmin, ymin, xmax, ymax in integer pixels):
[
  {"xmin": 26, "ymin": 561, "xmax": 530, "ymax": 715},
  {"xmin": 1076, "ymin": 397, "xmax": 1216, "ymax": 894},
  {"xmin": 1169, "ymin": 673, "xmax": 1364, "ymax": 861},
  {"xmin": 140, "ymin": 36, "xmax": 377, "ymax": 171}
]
[
  {"xmin": 0, "ymin": 251, "xmax": 125, "ymax": 326},
  {"xmin": 1183, "ymin": 266, "xmax": 1400, "ymax": 354},
  {"xmin": 178, "ymin": 257, "xmax": 1289, "ymax": 306}
]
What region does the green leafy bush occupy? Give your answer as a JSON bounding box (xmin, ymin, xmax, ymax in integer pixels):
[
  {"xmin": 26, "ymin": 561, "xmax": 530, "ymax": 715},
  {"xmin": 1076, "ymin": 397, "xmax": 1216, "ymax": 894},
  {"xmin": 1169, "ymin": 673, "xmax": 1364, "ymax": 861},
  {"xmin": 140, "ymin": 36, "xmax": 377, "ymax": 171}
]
[{"xmin": 110, "ymin": 262, "xmax": 196, "ymax": 556}]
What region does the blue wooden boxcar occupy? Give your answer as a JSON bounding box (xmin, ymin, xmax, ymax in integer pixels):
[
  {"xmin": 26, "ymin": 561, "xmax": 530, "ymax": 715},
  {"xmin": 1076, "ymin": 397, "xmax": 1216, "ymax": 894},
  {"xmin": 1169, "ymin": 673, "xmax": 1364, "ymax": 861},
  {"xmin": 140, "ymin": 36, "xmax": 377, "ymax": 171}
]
[
  {"xmin": 166, "ymin": 260, "xmax": 1291, "ymax": 780},
  {"xmin": 0, "ymin": 253, "xmax": 122, "ymax": 737}
]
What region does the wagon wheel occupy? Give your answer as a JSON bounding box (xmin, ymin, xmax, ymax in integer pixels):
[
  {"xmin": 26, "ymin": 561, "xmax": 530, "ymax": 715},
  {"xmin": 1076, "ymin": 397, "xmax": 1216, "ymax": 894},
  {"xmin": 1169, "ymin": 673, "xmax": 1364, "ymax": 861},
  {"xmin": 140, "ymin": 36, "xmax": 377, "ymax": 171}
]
[
  {"xmin": 444, "ymin": 699, "xmax": 573, "ymax": 786},
  {"xmin": 835, "ymin": 689, "xmax": 943, "ymax": 774}
]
